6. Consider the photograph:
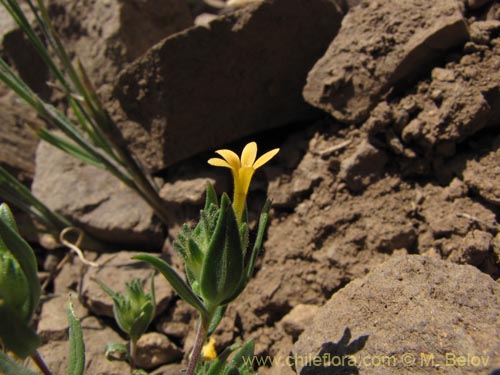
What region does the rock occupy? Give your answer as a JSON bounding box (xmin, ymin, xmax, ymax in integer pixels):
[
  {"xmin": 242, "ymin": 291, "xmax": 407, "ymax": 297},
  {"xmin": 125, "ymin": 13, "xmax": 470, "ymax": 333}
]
[
  {"xmin": 0, "ymin": 87, "xmax": 40, "ymax": 183},
  {"xmin": 30, "ymin": 316, "xmax": 130, "ymax": 375},
  {"xmin": 81, "ymin": 251, "xmax": 174, "ymax": 318},
  {"xmin": 31, "ymin": 141, "xmax": 164, "ymax": 248},
  {"xmin": 37, "ymin": 295, "xmax": 89, "ymax": 343},
  {"xmin": 338, "ymin": 139, "xmax": 388, "ymax": 192},
  {"xmin": 47, "ymin": 0, "xmax": 193, "ymax": 88},
  {"xmin": 303, "ymin": 0, "xmax": 469, "ymax": 124},
  {"xmin": 151, "ymin": 364, "xmax": 186, "ymax": 375},
  {"xmin": 113, "ymin": 0, "xmax": 344, "ymax": 171},
  {"xmin": 293, "ymin": 255, "xmax": 500, "ymax": 375},
  {"xmin": 452, "ymin": 229, "xmax": 493, "ymax": 266},
  {"xmin": 280, "ymin": 304, "xmax": 320, "ymax": 340},
  {"xmin": 160, "ymin": 177, "xmax": 217, "ymax": 206},
  {"xmin": 135, "ymin": 332, "xmax": 182, "ymax": 370},
  {"xmin": 467, "ymin": 0, "xmax": 493, "ymax": 10},
  {"xmin": 463, "ymin": 139, "xmax": 500, "ymax": 206}
]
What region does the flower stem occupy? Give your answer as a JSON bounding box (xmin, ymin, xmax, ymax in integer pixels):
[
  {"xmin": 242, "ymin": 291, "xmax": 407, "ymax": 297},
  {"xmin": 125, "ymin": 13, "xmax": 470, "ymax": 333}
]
[
  {"xmin": 185, "ymin": 319, "xmax": 206, "ymax": 375},
  {"xmin": 30, "ymin": 351, "xmax": 53, "ymax": 375},
  {"xmin": 129, "ymin": 338, "xmax": 137, "ymax": 370}
]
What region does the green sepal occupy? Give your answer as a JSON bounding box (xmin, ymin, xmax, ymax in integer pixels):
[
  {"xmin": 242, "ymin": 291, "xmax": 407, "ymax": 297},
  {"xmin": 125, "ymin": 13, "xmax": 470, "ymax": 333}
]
[
  {"xmin": 0, "ymin": 351, "xmax": 41, "ymax": 375},
  {"xmin": 205, "ymin": 183, "xmax": 218, "ymax": 211},
  {"xmin": 104, "ymin": 343, "xmax": 129, "ymax": 362},
  {"xmin": 129, "ymin": 299, "xmax": 155, "ymax": 342},
  {"xmin": 0, "ymin": 203, "xmax": 40, "ymax": 321},
  {"xmin": 133, "ymin": 254, "xmax": 209, "ymax": 321},
  {"xmin": 239, "ymin": 222, "xmax": 249, "ymax": 257},
  {"xmin": 67, "ymin": 296, "xmax": 85, "ymax": 375},
  {"xmin": 0, "ymin": 299, "xmax": 40, "ymax": 358},
  {"xmin": 219, "ymin": 200, "xmax": 271, "ymax": 306},
  {"xmin": 200, "ymin": 194, "xmax": 244, "ymax": 307}
]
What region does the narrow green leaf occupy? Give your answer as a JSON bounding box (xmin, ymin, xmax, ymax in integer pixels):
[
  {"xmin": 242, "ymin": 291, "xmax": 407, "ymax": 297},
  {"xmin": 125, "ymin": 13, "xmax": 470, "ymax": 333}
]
[
  {"xmin": 67, "ymin": 297, "xmax": 85, "ymax": 375},
  {"xmin": 230, "ymin": 340, "xmax": 255, "ymax": 370},
  {"xmin": 0, "ymin": 351, "xmax": 41, "ymax": 375},
  {"xmin": 246, "ymin": 200, "xmax": 271, "ymax": 281},
  {"xmin": 206, "ymin": 343, "xmax": 240, "ymax": 375},
  {"xmin": 133, "ymin": 254, "xmax": 209, "ymax": 319},
  {"xmin": 207, "ymin": 305, "xmax": 227, "ymax": 337}
]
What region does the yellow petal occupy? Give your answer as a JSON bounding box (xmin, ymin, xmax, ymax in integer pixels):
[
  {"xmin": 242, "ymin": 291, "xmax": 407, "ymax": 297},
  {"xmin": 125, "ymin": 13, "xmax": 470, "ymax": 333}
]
[
  {"xmin": 202, "ymin": 338, "xmax": 217, "ymax": 361},
  {"xmin": 215, "ymin": 149, "xmax": 240, "ymax": 170},
  {"xmin": 208, "ymin": 158, "xmax": 232, "ymax": 168},
  {"xmin": 253, "ymin": 148, "xmax": 279, "ymax": 169},
  {"xmin": 241, "ymin": 142, "xmax": 257, "ymax": 167},
  {"xmin": 233, "ymin": 167, "xmax": 255, "ymax": 221}
]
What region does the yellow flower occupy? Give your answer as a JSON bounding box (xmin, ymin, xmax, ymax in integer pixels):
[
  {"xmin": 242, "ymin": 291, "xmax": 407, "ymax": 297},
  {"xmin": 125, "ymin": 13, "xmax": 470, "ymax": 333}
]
[
  {"xmin": 202, "ymin": 337, "xmax": 217, "ymax": 361},
  {"xmin": 208, "ymin": 142, "xmax": 279, "ymax": 222}
]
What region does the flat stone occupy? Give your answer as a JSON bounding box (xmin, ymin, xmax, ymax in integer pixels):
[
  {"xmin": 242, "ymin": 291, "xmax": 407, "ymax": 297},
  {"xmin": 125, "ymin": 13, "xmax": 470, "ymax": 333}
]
[
  {"xmin": 30, "ymin": 316, "xmax": 130, "ymax": 375},
  {"xmin": 31, "ymin": 141, "xmax": 164, "ymax": 249},
  {"xmin": 37, "ymin": 294, "xmax": 89, "ymax": 343},
  {"xmin": 303, "ymin": 0, "xmax": 468, "ymax": 124},
  {"xmin": 81, "ymin": 251, "xmax": 174, "ymax": 318},
  {"xmin": 280, "ymin": 304, "xmax": 320, "ymax": 340},
  {"xmin": 47, "ymin": 0, "xmax": 193, "ymax": 87},
  {"xmin": 293, "ymin": 255, "xmax": 500, "ymax": 374},
  {"xmin": 135, "ymin": 332, "xmax": 182, "ymax": 370},
  {"xmin": 112, "ymin": 0, "xmax": 344, "ymax": 170}
]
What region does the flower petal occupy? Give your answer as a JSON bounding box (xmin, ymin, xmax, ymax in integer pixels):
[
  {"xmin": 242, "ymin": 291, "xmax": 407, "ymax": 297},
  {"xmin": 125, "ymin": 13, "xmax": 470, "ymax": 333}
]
[
  {"xmin": 253, "ymin": 148, "xmax": 279, "ymax": 169},
  {"xmin": 208, "ymin": 158, "xmax": 231, "ymax": 168},
  {"xmin": 241, "ymin": 142, "xmax": 257, "ymax": 167},
  {"xmin": 215, "ymin": 149, "xmax": 240, "ymax": 170}
]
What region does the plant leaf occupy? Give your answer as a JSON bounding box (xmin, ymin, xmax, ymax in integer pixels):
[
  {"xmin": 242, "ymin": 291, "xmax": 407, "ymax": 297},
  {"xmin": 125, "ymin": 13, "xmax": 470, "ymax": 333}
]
[
  {"xmin": 0, "ymin": 351, "xmax": 41, "ymax": 375},
  {"xmin": 133, "ymin": 254, "xmax": 209, "ymax": 320},
  {"xmin": 67, "ymin": 296, "xmax": 85, "ymax": 375},
  {"xmin": 104, "ymin": 342, "xmax": 129, "ymax": 362},
  {"xmin": 0, "ymin": 204, "xmax": 40, "ymax": 320}
]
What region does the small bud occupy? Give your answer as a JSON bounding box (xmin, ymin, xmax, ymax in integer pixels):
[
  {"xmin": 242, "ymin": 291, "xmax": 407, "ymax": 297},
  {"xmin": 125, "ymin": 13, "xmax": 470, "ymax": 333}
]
[{"xmin": 97, "ymin": 277, "xmax": 155, "ymax": 343}]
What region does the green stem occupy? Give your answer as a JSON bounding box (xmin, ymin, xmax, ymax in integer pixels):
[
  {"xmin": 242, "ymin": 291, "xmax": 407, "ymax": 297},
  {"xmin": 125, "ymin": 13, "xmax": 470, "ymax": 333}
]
[
  {"xmin": 30, "ymin": 351, "xmax": 53, "ymax": 375},
  {"xmin": 129, "ymin": 338, "xmax": 137, "ymax": 371},
  {"xmin": 186, "ymin": 318, "xmax": 207, "ymax": 375}
]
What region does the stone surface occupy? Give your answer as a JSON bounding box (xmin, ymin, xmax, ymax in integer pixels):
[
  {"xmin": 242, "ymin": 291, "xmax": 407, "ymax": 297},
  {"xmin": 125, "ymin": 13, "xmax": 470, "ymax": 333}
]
[
  {"xmin": 0, "ymin": 87, "xmax": 40, "ymax": 183},
  {"xmin": 463, "ymin": 137, "xmax": 500, "ymax": 206},
  {"xmin": 135, "ymin": 332, "xmax": 183, "ymax": 370},
  {"xmin": 81, "ymin": 251, "xmax": 174, "ymax": 318},
  {"xmin": 303, "ymin": 0, "xmax": 469, "ymax": 124},
  {"xmin": 338, "ymin": 139, "xmax": 388, "ymax": 192},
  {"xmin": 293, "ymin": 255, "xmax": 500, "ymax": 374},
  {"xmin": 151, "ymin": 364, "xmax": 186, "ymax": 375},
  {"xmin": 48, "ymin": 0, "xmax": 193, "ymax": 88},
  {"xmin": 31, "ymin": 141, "xmax": 164, "ymax": 248},
  {"xmin": 30, "ymin": 316, "xmax": 130, "ymax": 375},
  {"xmin": 280, "ymin": 304, "xmax": 320, "ymax": 340},
  {"xmin": 112, "ymin": 0, "xmax": 344, "ymax": 171},
  {"xmin": 37, "ymin": 295, "xmax": 89, "ymax": 343}
]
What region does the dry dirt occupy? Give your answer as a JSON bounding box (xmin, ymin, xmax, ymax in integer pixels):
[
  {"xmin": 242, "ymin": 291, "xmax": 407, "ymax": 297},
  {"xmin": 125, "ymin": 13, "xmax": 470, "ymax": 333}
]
[{"xmin": 2, "ymin": 0, "xmax": 500, "ymax": 374}]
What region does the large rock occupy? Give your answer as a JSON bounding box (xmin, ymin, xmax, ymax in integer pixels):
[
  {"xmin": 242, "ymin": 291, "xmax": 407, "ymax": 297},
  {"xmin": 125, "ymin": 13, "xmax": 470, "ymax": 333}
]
[
  {"xmin": 31, "ymin": 141, "xmax": 164, "ymax": 248},
  {"xmin": 48, "ymin": 0, "xmax": 193, "ymax": 88},
  {"xmin": 0, "ymin": 88, "xmax": 40, "ymax": 182},
  {"xmin": 113, "ymin": 0, "xmax": 344, "ymax": 171},
  {"xmin": 293, "ymin": 255, "xmax": 500, "ymax": 374},
  {"xmin": 303, "ymin": 0, "xmax": 469, "ymax": 124}
]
